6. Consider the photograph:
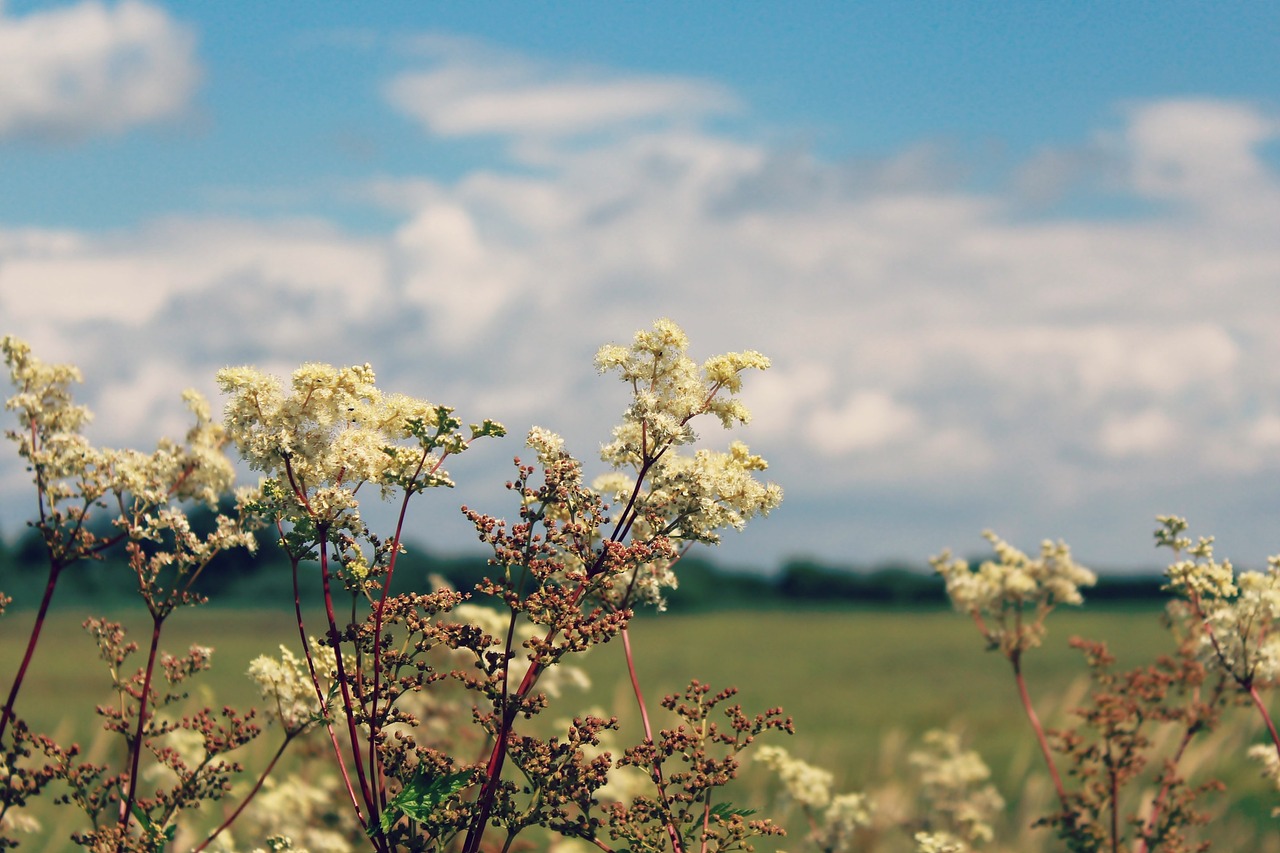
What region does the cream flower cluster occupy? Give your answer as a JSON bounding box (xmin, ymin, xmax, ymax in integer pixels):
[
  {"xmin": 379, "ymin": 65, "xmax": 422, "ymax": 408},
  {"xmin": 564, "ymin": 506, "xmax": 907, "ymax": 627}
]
[
  {"xmin": 217, "ymin": 361, "xmax": 502, "ymax": 527},
  {"xmin": 4, "ymin": 337, "xmax": 250, "ymax": 573},
  {"xmin": 208, "ymin": 772, "xmax": 353, "ymax": 853},
  {"xmin": 595, "ymin": 318, "xmax": 770, "ymax": 466},
  {"xmin": 1159, "ymin": 517, "xmax": 1280, "ymax": 685},
  {"xmin": 756, "ymin": 745, "xmax": 873, "ymax": 853},
  {"xmin": 933, "ymin": 531, "xmax": 1095, "ymax": 653},
  {"xmin": 593, "ymin": 320, "xmax": 781, "ymax": 548},
  {"xmin": 248, "ymin": 645, "xmax": 325, "ymax": 734},
  {"xmin": 914, "ymin": 831, "xmax": 966, "ymax": 853},
  {"xmin": 908, "ymin": 730, "xmax": 1003, "ymax": 845},
  {"xmin": 755, "ymin": 745, "xmax": 837, "ymax": 810},
  {"xmin": 1247, "ymin": 744, "xmax": 1280, "ymax": 816}
]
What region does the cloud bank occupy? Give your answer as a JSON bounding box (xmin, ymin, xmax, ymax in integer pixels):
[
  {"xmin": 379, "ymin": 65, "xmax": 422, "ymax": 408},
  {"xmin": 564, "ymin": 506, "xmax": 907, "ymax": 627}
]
[{"xmin": 3, "ymin": 31, "xmax": 1280, "ymax": 571}]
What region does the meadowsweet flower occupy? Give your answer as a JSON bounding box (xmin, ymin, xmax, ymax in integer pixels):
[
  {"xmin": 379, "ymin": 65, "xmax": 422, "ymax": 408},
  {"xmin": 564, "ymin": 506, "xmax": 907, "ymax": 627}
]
[
  {"xmin": 642, "ymin": 441, "xmax": 783, "ymax": 545},
  {"xmin": 812, "ymin": 792, "xmax": 873, "ymax": 853},
  {"xmin": 909, "ymin": 730, "xmax": 1003, "ymax": 844},
  {"xmin": 0, "ymin": 808, "xmax": 40, "ymax": 836},
  {"xmin": 219, "ymin": 773, "xmax": 354, "ymax": 853},
  {"xmin": 217, "ymin": 361, "xmax": 496, "ymax": 535},
  {"xmin": 596, "ymin": 318, "xmax": 771, "ymax": 467},
  {"xmin": 756, "ymin": 744, "xmax": 834, "ymax": 810},
  {"xmin": 1248, "ymin": 744, "xmax": 1280, "ymax": 816},
  {"xmin": 1160, "ymin": 519, "xmax": 1280, "ymax": 686},
  {"xmin": 914, "ymin": 831, "xmax": 966, "ymax": 853},
  {"xmin": 249, "ymin": 645, "xmax": 324, "ymax": 733},
  {"xmin": 933, "ymin": 532, "xmax": 1095, "ymax": 655}
]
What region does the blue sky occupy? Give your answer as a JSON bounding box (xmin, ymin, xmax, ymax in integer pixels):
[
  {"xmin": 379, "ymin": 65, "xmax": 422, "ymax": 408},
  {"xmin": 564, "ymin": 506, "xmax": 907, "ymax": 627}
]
[{"xmin": 3, "ymin": 1, "xmax": 1280, "ymax": 572}]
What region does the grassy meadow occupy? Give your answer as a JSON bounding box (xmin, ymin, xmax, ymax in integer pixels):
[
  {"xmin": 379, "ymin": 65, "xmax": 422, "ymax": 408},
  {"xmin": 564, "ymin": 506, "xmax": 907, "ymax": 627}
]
[{"xmin": 2, "ymin": 603, "xmax": 1277, "ymax": 851}]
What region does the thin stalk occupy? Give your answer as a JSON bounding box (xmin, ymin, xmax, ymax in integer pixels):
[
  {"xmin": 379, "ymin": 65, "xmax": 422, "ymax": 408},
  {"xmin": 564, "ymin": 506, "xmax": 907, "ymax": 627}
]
[
  {"xmin": 290, "ymin": 547, "xmax": 363, "ymax": 824},
  {"xmin": 1010, "ymin": 650, "xmax": 1068, "ymax": 807},
  {"xmin": 193, "ymin": 733, "xmax": 296, "ymax": 853},
  {"xmin": 0, "ymin": 561, "xmax": 62, "ymax": 744},
  {"xmin": 366, "ymin": 450, "xmax": 436, "ymax": 817},
  {"xmin": 1107, "ymin": 739, "xmax": 1119, "ymax": 853},
  {"xmin": 622, "ymin": 626, "xmax": 685, "ymax": 853},
  {"xmin": 318, "ymin": 535, "xmax": 380, "ymax": 844},
  {"xmin": 1133, "ymin": 678, "xmax": 1221, "ymax": 853},
  {"xmin": 116, "ymin": 614, "xmax": 166, "ymax": 849},
  {"xmin": 1248, "ymin": 682, "xmax": 1280, "ymax": 761}
]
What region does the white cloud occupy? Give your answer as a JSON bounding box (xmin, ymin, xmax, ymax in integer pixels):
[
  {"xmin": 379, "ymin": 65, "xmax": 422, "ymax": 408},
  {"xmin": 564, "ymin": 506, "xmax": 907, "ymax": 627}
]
[
  {"xmin": 1098, "ymin": 409, "xmax": 1180, "ymax": 458},
  {"xmin": 807, "ymin": 391, "xmax": 921, "ymax": 455},
  {"xmin": 1125, "ymin": 99, "xmax": 1280, "ymax": 212},
  {"xmin": 0, "ymin": 0, "xmax": 200, "ymax": 141},
  {"xmin": 384, "ymin": 38, "xmax": 738, "ymax": 140},
  {"xmin": 0, "ymin": 218, "xmax": 387, "ymax": 327}
]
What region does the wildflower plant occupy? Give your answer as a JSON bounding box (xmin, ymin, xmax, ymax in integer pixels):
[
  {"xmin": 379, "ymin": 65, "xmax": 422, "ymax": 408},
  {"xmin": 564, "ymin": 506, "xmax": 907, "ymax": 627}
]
[
  {"xmin": 0, "ymin": 320, "xmax": 791, "ymax": 853},
  {"xmin": 0, "ymin": 336, "xmax": 269, "ymax": 850},
  {"xmin": 932, "ymin": 532, "xmax": 1095, "ymax": 809},
  {"xmin": 935, "ymin": 520, "xmax": 1280, "ymax": 853}
]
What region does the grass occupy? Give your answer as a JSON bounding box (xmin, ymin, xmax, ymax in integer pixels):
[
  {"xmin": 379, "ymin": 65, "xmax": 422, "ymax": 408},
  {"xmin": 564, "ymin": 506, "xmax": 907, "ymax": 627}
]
[{"xmin": 1, "ymin": 602, "xmax": 1277, "ymax": 850}]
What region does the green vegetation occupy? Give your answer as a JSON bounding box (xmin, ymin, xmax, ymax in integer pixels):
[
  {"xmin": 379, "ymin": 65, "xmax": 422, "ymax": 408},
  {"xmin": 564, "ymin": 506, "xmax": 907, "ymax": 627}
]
[{"xmin": 2, "ymin": 605, "xmax": 1275, "ymax": 851}]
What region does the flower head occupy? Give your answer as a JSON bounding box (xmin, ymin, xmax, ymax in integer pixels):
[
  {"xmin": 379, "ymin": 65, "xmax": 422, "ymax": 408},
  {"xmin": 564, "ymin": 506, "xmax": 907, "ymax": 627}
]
[{"xmin": 934, "ymin": 531, "xmax": 1095, "ymax": 655}]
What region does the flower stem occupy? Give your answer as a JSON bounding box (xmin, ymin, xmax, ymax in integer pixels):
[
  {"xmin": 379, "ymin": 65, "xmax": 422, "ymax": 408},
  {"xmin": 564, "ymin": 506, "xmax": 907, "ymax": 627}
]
[
  {"xmin": 0, "ymin": 561, "xmax": 61, "ymax": 745},
  {"xmin": 622, "ymin": 625, "xmax": 685, "ymax": 853},
  {"xmin": 193, "ymin": 733, "xmax": 295, "ymax": 852},
  {"xmin": 1248, "ymin": 682, "xmax": 1280, "ymax": 762},
  {"xmin": 116, "ymin": 614, "xmax": 166, "ymax": 850},
  {"xmin": 1010, "ymin": 650, "xmax": 1068, "ymax": 807}
]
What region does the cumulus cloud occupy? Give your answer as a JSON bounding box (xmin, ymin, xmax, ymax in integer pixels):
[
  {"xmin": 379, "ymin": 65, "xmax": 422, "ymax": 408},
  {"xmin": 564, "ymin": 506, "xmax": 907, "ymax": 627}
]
[
  {"xmin": 1124, "ymin": 99, "xmax": 1280, "ymax": 213},
  {"xmin": 1098, "ymin": 409, "xmax": 1181, "ymax": 458},
  {"xmin": 0, "ymin": 0, "xmax": 200, "ymax": 141},
  {"xmin": 384, "ymin": 35, "xmax": 738, "ymax": 141}
]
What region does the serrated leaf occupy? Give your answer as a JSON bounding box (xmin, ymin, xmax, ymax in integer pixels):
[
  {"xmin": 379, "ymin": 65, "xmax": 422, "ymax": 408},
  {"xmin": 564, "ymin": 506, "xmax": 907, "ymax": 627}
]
[
  {"xmin": 709, "ymin": 802, "xmax": 756, "ymax": 819},
  {"xmin": 684, "ymin": 802, "xmax": 758, "ymax": 839},
  {"xmin": 373, "ymin": 769, "xmax": 471, "ymax": 836}
]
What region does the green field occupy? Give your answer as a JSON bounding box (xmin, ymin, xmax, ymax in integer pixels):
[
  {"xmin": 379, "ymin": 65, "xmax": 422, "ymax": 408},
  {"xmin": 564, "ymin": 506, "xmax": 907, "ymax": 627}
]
[{"xmin": 2, "ymin": 604, "xmax": 1276, "ymax": 851}]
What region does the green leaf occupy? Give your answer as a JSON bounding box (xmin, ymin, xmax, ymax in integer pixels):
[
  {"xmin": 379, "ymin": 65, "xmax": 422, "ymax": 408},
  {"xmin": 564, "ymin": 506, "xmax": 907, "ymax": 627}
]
[
  {"xmin": 130, "ymin": 806, "xmax": 176, "ymax": 852},
  {"xmin": 684, "ymin": 803, "xmax": 758, "ymax": 839},
  {"xmin": 709, "ymin": 802, "xmax": 757, "ymax": 819},
  {"xmin": 372, "ymin": 769, "xmax": 471, "ymax": 836}
]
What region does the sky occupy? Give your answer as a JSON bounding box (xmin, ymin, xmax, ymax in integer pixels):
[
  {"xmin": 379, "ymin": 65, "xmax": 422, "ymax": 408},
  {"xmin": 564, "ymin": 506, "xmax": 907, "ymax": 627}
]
[{"xmin": 2, "ymin": 1, "xmax": 1280, "ymax": 574}]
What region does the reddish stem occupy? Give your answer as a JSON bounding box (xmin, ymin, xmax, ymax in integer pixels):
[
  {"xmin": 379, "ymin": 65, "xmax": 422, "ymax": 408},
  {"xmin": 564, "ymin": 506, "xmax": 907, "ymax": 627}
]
[
  {"xmin": 290, "ymin": 549, "xmax": 363, "ymax": 824},
  {"xmin": 366, "ymin": 448, "xmax": 442, "ymax": 815},
  {"xmin": 621, "ymin": 625, "xmax": 685, "ymax": 853},
  {"xmin": 1011, "ymin": 650, "xmax": 1068, "ymax": 808},
  {"xmin": 193, "ymin": 733, "xmax": 295, "ymax": 852},
  {"xmin": 0, "ymin": 561, "xmax": 62, "ymax": 745},
  {"xmin": 1248, "ymin": 682, "xmax": 1280, "ymax": 762},
  {"xmin": 116, "ymin": 614, "xmax": 166, "ymax": 849},
  {"xmin": 318, "ymin": 534, "xmax": 381, "ymax": 844}
]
